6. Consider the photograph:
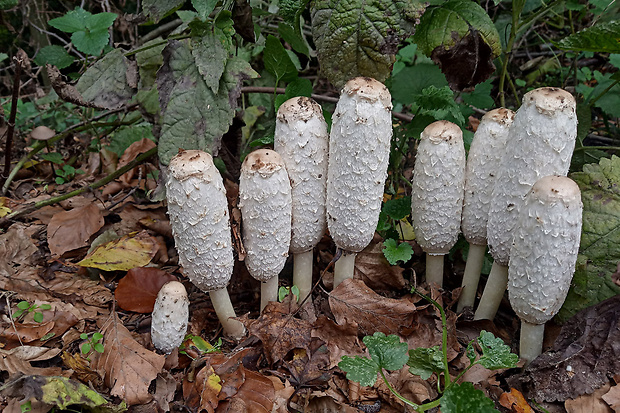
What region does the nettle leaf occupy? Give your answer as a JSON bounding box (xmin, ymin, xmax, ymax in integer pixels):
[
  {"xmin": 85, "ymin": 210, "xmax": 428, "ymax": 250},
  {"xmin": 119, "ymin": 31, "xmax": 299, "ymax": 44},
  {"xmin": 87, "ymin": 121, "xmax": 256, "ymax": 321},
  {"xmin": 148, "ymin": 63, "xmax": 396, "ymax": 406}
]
[
  {"xmin": 364, "ymin": 332, "xmax": 410, "ymax": 371},
  {"xmin": 414, "ymin": 85, "xmax": 465, "ymax": 125},
  {"xmin": 383, "ymin": 238, "xmax": 414, "ymax": 265},
  {"xmin": 388, "ymin": 63, "xmax": 448, "ymax": 106},
  {"xmin": 339, "ymin": 356, "xmax": 380, "ymax": 387},
  {"xmin": 157, "ymin": 39, "xmax": 258, "ymax": 165},
  {"xmin": 556, "ymin": 21, "xmax": 620, "ymax": 53},
  {"xmin": 407, "ymin": 346, "xmax": 445, "ymax": 380},
  {"xmin": 476, "ymin": 330, "xmax": 519, "ymax": 370},
  {"xmin": 462, "ymin": 79, "xmax": 494, "ymax": 109},
  {"xmin": 558, "ymin": 155, "xmax": 620, "ymax": 321},
  {"xmin": 76, "ymin": 49, "xmax": 136, "ymax": 109},
  {"xmin": 192, "ymin": 0, "xmax": 218, "ymax": 20},
  {"xmin": 311, "ymin": 0, "xmax": 425, "ymax": 89},
  {"xmin": 49, "ymin": 8, "xmax": 117, "ymax": 55},
  {"xmin": 441, "ymin": 382, "xmax": 498, "ymax": 413},
  {"xmin": 191, "ymin": 31, "xmax": 230, "ymax": 94},
  {"xmin": 142, "ymin": 0, "xmax": 185, "ymax": 23},
  {"xmin": 413, "ymin": 0, "xmax": 500, "ymax": 91},
  {"xmin": 279, "ymin": 0, "xmax": 307, "ymax": 24},
  {"xmin": 34, "ymin": 45, "xmax": 75, "ymax": 69},
  {"xmin": 264, "ymin": 35, "xmax": 298, "ymax": 84},
  {"xmin": 383, "ymin": 197, "xmax": 411, "ymax": 220},
  {"xmin": 49, "ymin": 7, "xmax": 91, "ymax": 33}
]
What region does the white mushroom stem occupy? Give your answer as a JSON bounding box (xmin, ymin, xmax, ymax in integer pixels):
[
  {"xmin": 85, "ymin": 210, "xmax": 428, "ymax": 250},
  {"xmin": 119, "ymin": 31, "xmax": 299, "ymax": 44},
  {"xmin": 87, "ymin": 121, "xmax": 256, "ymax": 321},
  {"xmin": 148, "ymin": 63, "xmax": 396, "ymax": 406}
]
[
  {"xmin": 519, "ymin": 321, "xmax": 545, "ymax": 366},
  {"xmin": 326, "ymin": 77, "xmax": 393, "ymax": 285},
  {"xmin": 473, "ymin": 263, "xmax": 508, "ymax": 320},
  {"xmin": 293, "ymin": 249, "xmax": 314, "ymax": 300},
  {"xmin": 165, "ymin": 150, "xmax": 245, "ymax": 339},
  {"xmin": 239, "ymin": 149, "xmax": 292, "ymax": 312},
  {"xmin": 333, "ymin": 250, "xmax": 357, "ymax": 288},
  {"xmin": 275, "ymin": 97, "xmax": 329, "ymax": 303},
  {"xmin": 479, "ymin": 88, "xmax": 577, "ymax": 320},
  {"xmin": 459, "ymin": 108, "xmax": 514, "ymax": 311},
  {"xmin": 457, "ymin": 244, "xmax": 487, "ymax": 311},
  {"xmin": 209, "ymin": 288, "xmax": 245, "ymax": 340},
  {"xmin": 411, "ymin": 121, "xmax": 466, "ymax": 288}
]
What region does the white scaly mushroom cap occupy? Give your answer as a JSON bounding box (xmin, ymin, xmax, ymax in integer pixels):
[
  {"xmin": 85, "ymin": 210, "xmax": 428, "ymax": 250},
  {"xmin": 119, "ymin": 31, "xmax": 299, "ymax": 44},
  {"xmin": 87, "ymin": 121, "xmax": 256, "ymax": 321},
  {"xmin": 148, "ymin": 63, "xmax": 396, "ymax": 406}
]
[
  {"xmin": 165, "ymin": 150, "xmax": 234, "ymax": 292},
  {"xmin": 239, "ymin": 149, "xmax": 292, "ymax": 282},
  {"xmin": 151, "ymin": 281, "xmax": 189, "ymax": 354},
  {"xmin": 326, "ymin": 77, "xmax": 393, "ymax": 253},
  {"xmin": 508, "ymin": 175, "xmax": 582, "ymax": 324},
  {"xmin": 462, "ymin": 108, "xmax": 515, "ymax": 245},
  {"xmin": 487, "ymin": 87, "xmax": 577, "ymax": 265},
  {"xmin": 411, "ymin": 120, "xmax": 466, "ymax": 255},
  {"xmin": 275, "ymin": 97, "xmax": 329, "ymax": 254}
]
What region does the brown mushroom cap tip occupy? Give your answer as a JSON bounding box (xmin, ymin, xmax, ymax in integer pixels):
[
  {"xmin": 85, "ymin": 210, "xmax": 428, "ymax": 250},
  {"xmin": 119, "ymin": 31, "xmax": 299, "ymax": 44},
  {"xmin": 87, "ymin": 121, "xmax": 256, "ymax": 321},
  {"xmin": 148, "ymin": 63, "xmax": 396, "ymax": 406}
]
[
  {"xmin": 525, "ymin": 87, "xmax": 576, "ymax": 114},
  {"xmin": 482, "ymin": 108, "xmax": 516, "ymax": 125},
  {"xmin": 277, "ymin": 96, "xmax": 323, "ymax": 122},
  {"xmin": 421, "ymin": 120, "xmax": 463, "ymax": 143},
  {"xmin": 168, "ymin": 149, "xmax": 216, "ymax": 181},
  {"xmin": 241, "ymin": 149, "xmax": 285, "ymax": 175},
  {"xmin": 530, "ymin": 175, "xmax": 581, "ymax": 203}
]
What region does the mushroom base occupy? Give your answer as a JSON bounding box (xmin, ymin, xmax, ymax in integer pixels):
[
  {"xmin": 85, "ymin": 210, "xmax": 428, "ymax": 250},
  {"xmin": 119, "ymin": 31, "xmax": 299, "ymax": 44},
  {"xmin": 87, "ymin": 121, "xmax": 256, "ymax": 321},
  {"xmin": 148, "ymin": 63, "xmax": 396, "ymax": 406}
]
[
  {"xmin": 333, "ymin": 250, "xmax": 357, "ymax": 288},
  {"xmin": 520, "ymin": 320, "xmax": 545, "ymax": 366},
  {"xmin": 474, "ymin": 262, "xmax": 508, "ymax": 320},
  {"xmin": 457, "ymin": 243, "xmax": 487, "ymax": 311}
]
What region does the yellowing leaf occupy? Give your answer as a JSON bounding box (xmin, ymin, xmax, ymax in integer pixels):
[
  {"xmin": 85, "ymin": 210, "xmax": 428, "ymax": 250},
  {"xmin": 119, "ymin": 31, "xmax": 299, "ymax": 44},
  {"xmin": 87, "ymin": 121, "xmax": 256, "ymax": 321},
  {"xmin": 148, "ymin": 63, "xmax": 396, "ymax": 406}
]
[
  {"xmin": 0, "ymin": 197, "xmax": 11, "ymax": 218},
  {"xmin": 77, "ymin": 231, "xmax": 157, "ymax": 271},
  {"xmin": 397, "ymin": 219, "xmax": 416, "ymax": 241},
  {"xmin": 206, "ymin": 372, "xmax": 222, "ymax": 393}
]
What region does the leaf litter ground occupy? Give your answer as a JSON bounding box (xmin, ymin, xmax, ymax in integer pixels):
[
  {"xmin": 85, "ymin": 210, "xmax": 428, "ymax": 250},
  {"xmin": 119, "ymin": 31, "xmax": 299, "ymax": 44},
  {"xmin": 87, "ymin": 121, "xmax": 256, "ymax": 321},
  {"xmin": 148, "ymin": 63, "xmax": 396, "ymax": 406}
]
[{"xmin": 1, "ymin": 145, "xmax": 620, "ymax": 412}]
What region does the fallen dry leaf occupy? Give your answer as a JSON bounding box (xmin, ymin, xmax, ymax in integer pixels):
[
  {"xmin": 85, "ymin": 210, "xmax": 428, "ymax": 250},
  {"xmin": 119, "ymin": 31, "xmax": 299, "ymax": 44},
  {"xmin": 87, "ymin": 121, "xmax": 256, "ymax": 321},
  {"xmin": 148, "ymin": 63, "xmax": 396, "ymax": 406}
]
[
  {"xmin": 312, "ymin": 316, "xmax": 364, "ymax": 369},
  {"xmin": 77, "ymin": 230, "xmax": 158, "ymax": 271},
  {"xmin": 0, "ymin": 223, "xmax": 41, "ymax": 278},
  {"xmin": 154, "ymin": 372, "xmax": 178, "ymax": 412},
  {"xmin": 115, "ymin": 267, "xmax": 178, "ymax": 313},
  {"xmin": 566, "ymin": 383, "xmax": 613, "ymax": 413},
  {"xmin": 215, "ymin": 368, "xmax": 275, "ymax": 412},
  {"xmin": 603, "ymin": 382, "xmax": 620, "ymax": 411},
  {"xmin": 61, "ymin": 351, "xmax": 103, "ymax": 387},
  {"xmin": 499, "ymin": 388, "xmax": 535, "ymax": 413},
  {"xmin": 0, "ymin": 347, "xmax": 63, "ymax": 376},
  {"xmin": 354, "ymin": 235, "xmax": 407, "ymax": 291},
  {"xmin": 90, "ymin": 312, "xmax": 165, "ymax": 405},
  {"xmin": 47, "ymin": 202, "xmax": 104, "ymax": 256},
  {"xmin": 329, "ymin": 279, "xmax": 417, "ymax": 336},
  {"xmin": 247, "ymin": 301, "xmax": 313, "ymax": 365},
  {"xmin": 118, "ymin": 138, "xmax": 157, "ymax": 186}
]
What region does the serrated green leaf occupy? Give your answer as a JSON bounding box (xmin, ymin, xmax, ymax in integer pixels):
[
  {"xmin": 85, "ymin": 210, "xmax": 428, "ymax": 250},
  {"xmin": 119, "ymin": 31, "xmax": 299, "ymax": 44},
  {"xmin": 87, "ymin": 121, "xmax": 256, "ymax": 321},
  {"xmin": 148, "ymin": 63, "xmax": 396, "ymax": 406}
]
[
  {"xmin": 441, "ymin": 382, "xmax": 498, "ymax": 413},
  {"xmin": 34, "ymin": 45, "xmax": 75, "ymax": 69},
  {"xmin": 364, "ymin": 332, "xmax": 410, "ymax": 371},
  {"xmin": 414, "ymin": 85, "xmax": 465, "ymax": 125},
  {"xmin": 86, "ymin": 12, "xmax": 117, "ymax": 32},
  {"xmin": 556, "ymin": 21, "xmax": 620, "ymax": 53},
  {"xmin": 76, "ymin": 49, "xmax": 135, "ymax": 109},
  {"xmin": 382, "ymin": 238, "xmax": 414, "ymax": 265},
  {"xmin": 462, "ymin": 79, "xmax": 494, "ymax": 109},
  {"xmin": 388, "ymin": 63, "xmax": 448, "ymax": 106},
  {"xmin": 279, "ymin": 0, "xmax": 307, "ymax": 24},
  {"xmin": 476, "ymin": 331, "xmax": 519, "ymax": 369},
  {"xmin": 338, "ymin": 356, "xmax": 380, "ymax": 387},
  {"xmin": 191, "ymin": 33, "xmax": 229, "ymax": 94},
  {"xmin": 142, "ymin": 0, "xmax": 185, "ymax": 23},
  {"xmin": 264, "ymin": 35, "xmax": 298, "ymax": 84},
  {"xmin": 249, "ymin": 134, "xmax": 274, "ymax": 147},
  {"xmin": 49, "ymin": 8, "xmax": 116, "ymax": 55},
  {"xmin": 157, "ymin": 40, "xmax": 258, "ymax": 165},
  {"xmin": 192, "ymin": 0, "xmax": 218, "ymax": 20},
  {"xmin": 383, "ymin": 197, "xmax": 412, "ymax": 220},
  {"xmin": 466, "ymin": 342, "xmax": 476, "ymax": 365},
  {"xmin": 49, "ymin": 8, "xmax": 91, "ymax": 33},
  {"xmin": 407, "ymin": 346, "xmax": 445, "ymax": 380},
  {"xmin": 71, "ymin": 29, "xmax": 110, "ymax": 55},
  {"xmin": 311, "ymin": 0, "xmax": 425, "ymax": 88},
  {"xmin": 557, "ymin": 156, "xmax": 620, "ymax": 321}
]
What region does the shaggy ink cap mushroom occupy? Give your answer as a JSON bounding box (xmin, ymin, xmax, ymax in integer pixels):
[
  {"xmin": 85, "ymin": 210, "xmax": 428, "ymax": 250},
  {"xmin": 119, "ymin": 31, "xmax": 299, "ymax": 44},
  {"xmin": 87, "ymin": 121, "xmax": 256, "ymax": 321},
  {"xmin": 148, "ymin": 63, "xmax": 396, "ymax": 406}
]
[
  {"xmin": 239, "ymin": 149, "xmax": 292, "ymax": 310},
  {"xmin": 458, "ymin": 108, "xmax": 515, "ymax": 311},
  {"xmin": 326, "ymin": 77, "xmax": 393, "ymax": 287},
  {"xmin": 165, "ymin": 149, "xmax": 244, "ymax": 339},
  {"xmin": 411, "ymin": 120, "xmax": 466, "ymax": 287},
  {"xmin": 275, "ymin": 97, "xmax": 329, "ymax": 302},
  {"xmin": 151, "ymin": 281, "xmax": 189, "ymax": 354},
  {"xmin": 507, "ymin": 175, "xmax": 582, "ymax": 364}
]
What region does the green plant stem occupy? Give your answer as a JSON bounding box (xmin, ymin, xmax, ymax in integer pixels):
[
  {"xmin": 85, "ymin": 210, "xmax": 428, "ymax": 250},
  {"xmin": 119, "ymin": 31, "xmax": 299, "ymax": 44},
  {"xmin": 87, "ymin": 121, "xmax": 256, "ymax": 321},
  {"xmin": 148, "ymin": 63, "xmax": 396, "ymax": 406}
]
[
  {"xmin": 1, "ymin": 56, "xmax": 23, "ymax": 190},
  {"xmin": 573, "ymin": 145, "xmax": 620, "ymax": 152},
  {"xmin": 124, "ymin": 34, "xmax": 190, "ymax": 57},
  {"xmin": 2, "ymin": 146, "xmax": 157, "ymax": 223},
  {"xmin": 379, "ymin": 369, "xmax": 420, "ymax": 410},
  {"xmin": 588, "ymin": 78, "xmax": 620, "ymax": 106}
]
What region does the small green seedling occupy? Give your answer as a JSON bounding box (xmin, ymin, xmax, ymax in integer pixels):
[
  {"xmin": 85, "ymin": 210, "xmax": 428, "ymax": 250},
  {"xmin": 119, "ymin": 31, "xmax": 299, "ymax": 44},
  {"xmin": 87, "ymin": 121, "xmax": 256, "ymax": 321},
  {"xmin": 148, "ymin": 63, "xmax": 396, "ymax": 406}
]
[
  {"xmin": 12, "ymin": 301, "xmax": 52, "ymax": 323},
  {"xmin": 80, "ymin": 332, "xmax": 104, "ymax": 358},
  {"xmin": 179, "ymin": 334, "xmax": 222, "ymax": 359},
  {"xmin": 55, "ymin": 164, "xmax": 85, "ymax": 184},
  {"xmin": 339, "ymin": 289, "xmax": 519, "ymax": 412},
  {"xmin": 278, "ymin": 285, "xmax": 300, "ymax": 302}
]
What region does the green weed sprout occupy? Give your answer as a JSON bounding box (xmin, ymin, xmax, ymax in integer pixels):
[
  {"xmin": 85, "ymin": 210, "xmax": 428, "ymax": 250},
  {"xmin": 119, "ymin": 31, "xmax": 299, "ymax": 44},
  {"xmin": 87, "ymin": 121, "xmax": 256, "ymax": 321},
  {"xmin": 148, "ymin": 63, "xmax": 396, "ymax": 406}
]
[
  {"xmin": 278, "ymin": 285, "xmax": 300, "ymax": 303},
  {"xmin": 80, "ymin": 332, "xmax": 104, "ymax": 358},
  {"xmin": 12, "ymin": 301, "xmax": 52, "ymax": 323},
  {"xmin": 339, "ymin": 289, "xmax": 519, "ymax": 412}
]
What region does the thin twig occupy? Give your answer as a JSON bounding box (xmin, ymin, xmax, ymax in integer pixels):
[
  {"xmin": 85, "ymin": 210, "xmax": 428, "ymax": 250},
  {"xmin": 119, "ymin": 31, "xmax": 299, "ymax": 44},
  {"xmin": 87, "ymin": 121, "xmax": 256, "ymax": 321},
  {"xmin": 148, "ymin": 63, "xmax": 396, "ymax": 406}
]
[{"xmin": 1, "ymin": 55, "xmax": 23, "ymax": 190}]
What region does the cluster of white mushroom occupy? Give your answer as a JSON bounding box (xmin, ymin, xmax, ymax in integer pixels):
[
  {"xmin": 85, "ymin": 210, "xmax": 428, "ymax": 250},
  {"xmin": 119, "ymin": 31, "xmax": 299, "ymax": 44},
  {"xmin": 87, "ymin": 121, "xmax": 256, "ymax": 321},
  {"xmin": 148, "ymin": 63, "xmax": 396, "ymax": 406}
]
[{"xmin": 153, "ymin": 81, "xmax": 583, "ymax": 368}]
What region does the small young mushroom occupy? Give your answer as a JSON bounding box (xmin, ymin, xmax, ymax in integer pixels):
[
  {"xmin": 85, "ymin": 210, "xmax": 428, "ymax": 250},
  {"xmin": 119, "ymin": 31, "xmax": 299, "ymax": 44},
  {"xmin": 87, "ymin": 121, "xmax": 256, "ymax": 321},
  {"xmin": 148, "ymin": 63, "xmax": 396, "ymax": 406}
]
[
  {"xmin": 411, "ymin": 120, "xmax": 466, "ymax": 287},
  {"xmin": 165, "ymin": 150, "xmax": 245, "ymax": 339},
  {"xmin": 507, "ymin": 175, "xmax": 582, "ymax": 365},
  {"xmin": 239, "ymin": 149, "xmax": 292, "ymax": 311},
  {"xmin": 458, "ymin": 108, "xmax": 515, "ymax": 311},
  {"xmin": 326, "ymin": 77, "xmax": 393, "ymax": 288},
  {"xmin": 274, "ymin": 97, "xmax": 329, "ymax": 303},
  {"xmin": 151, "ymin": 281, "xmax": 189, "ymax": 354},
  {"xmin": 475, "ymin": 87, "xmax": 577, "ymax": 320}
]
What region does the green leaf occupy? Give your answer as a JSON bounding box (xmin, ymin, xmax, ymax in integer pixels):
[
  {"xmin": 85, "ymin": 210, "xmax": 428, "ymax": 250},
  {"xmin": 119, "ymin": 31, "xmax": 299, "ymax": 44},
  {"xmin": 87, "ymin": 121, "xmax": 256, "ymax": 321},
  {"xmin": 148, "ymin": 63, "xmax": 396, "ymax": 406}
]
[
  {"xmin": 0, "ymin": 53, "xmax": 8, "ymax": 63},
  {"xmin": 279, "ymin": 0, "xmax": 307, "ymax": 24},
  {"xmin": 0, "ymin": 0, "xmax": 18, "ymax": 10},
  {"xmin": 34, "ymin": 45, "xmax": 75, "ymax": 69},
  {"xmin": 264, "ymin": 35, "xmax": 298, "ymax": 84},
  {"xmin": 76, "ymin": 49, "xmax": 135, "ymax": 109},
  {"xmin": 191, "ymin": 32, "xmax": 229, "ymax": 94},
  {"xmin": 17, "ymin": 301, "xmax": 30, "ymax": 310},
  {"xmin": 39, "ymin": 304, "xmax": 52, "ymax": 310},
  {"xmin": 557, "ymin": 155, "xmax": 620, "ymax": 320},
  {"xmin": 556, "ymin": 21, "xmax": 620, "ymax": 53},
  {"xmin": 49, "ymin": 8, "xmax": 91, "ymax": 33},
  {"xmin": 249, "ymin": 134, "xmax": 275, "ymax": 147},
  {"xmin": 142, "ymin": 0, "xmax": 185, "ymax": 23},
  {"xmin": 33, "ymin": 312, "xmax": 43, "ymax": 323},
  {"xmin": 71, "ymin": 29, "xmax": 110, "ymax": 56},
  {"xmin": 157, "ymin": 40, "xmax": 258, "ymax": 165},
  {"xmin": 94, "ymin": 343, "xmax": 105, "ymax": 353},
  {"xmin": 80, "ymin": 333, "xmax": 88, "ymax": 340},
  {"xmin": 364, "ymin": 332, "xmax": 410, "ymax": 371},
  {"xmin": 49, "ymin": 8, "xmax": 116, "ymax": 55},
  {"xmin": 407, "ymin": 346, "xmax": 445, "ymax": 380},
  {"xmin": 383, "ymin": 238, "xmax": 414, "ymax": 265},
  {"xmin": 93, "ymin": 332, "xmax": 103, "ymax": 341},
  {"xmin": 86, "ymin": 12, "xmax": 117, "ymax": 32},
  {"xmin": 311, "ymin": 0, "xmax": 425, "ymax": 88},
  {"xmin": 40, "ymin": 152, "xmax": 64, "ymax": 164},
  {"xmin": 383, "ymin": 197, "xmax": 412, "ymax": 220},
  {"xmin": 462, "ymin": 79, "xmax": 494, "ymax": 109},
  {"xmin": 338, "ymin": 356, "xmax": 380, "ymax": 387},
  {"xmin": 441, "ymin": 382, "xmax": 498, "ymax": 413},
  {"xmin": 81, "ymin": 343, "xmax": 92, "ymax": 354},
  {"xmin": 278, "ymin": 23, "xmax": 310, "ymax": 57},
  {"xmin": 475, "ymin": 330, "xmax": 519, "ymax": 370},
  {"xmin": 414, "ymin": 85, "xmax": 465, "ymax": 125},
  {"xmin": 388, "ymin": 63, "xmax": 448, "ymax": 106},
  {"xmin": 274, "ymin": 77, "xmax": 313, "ymax": 112},
  {"xmin": 40, "ymin": 376, "xmax": 110, "ymax": 410},
  {"xmin": 108, "ymin": 124, "xmax": 155, "ymax": 156},
  {"xmin": 192, "ymin": 0, "xmax": 218, "ymax": 20},
  {"xmin": 466, "ymin": 341, "xmax": 476, "ymax": 365}
]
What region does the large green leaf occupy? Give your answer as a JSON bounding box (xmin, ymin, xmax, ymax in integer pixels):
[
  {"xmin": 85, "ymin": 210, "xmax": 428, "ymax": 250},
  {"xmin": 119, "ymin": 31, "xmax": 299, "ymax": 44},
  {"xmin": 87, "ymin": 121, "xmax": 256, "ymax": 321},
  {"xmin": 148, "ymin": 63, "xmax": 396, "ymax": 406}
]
[
  {"xmin": 311, "ymin": 0, "xmax": 425, "ymax": 89},
  {"xmin": 156, "ymin": 39, "xmax": 258, "ymax": 165},
  {"xmin": 142, "ymin": 0, "xmax": 184, "ymax": 23},
  {"xmin": 441, "ymin": 382, "xmax": 498, "ymax": 413},
  {"xmin": 556, "ymin": 21, "xmax": 620, "ymax": 53},
  {"xmin": 413, "ymin": 0, "xmax": 501, "ymax": 91},
  {"xmin": 558, "ymin": 156, "xmax": 620, "ymax": 321}
]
